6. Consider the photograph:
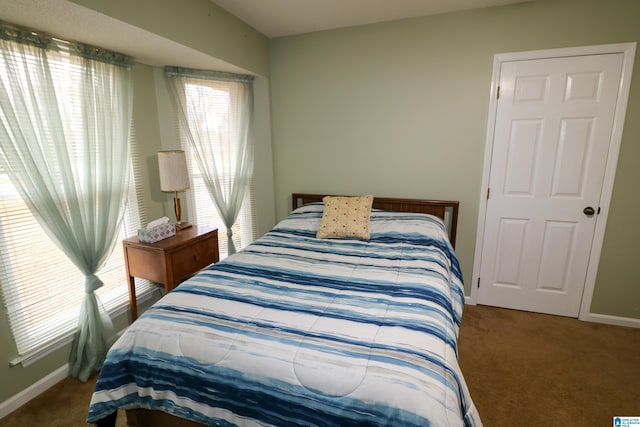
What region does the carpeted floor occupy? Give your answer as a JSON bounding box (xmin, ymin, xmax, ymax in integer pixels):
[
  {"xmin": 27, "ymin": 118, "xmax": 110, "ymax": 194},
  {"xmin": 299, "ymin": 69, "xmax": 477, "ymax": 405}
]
[
  {"xmin": 2, "ymin": 304, "xmax": 639, "ymax": 426},
  {"xmin": 1, "ymin": 370, "xmax": 126, "ymax": 427},
  {"xmin": 458, "ymin": 305, "xmax": 640, "ymax": 426}
]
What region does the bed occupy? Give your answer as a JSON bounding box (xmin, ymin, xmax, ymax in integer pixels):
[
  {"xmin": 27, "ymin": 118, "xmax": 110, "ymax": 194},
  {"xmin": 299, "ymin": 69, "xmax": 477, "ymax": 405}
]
[{"xmin": 87, "ymin": 194, "xmax": 481, "ymax": 427}]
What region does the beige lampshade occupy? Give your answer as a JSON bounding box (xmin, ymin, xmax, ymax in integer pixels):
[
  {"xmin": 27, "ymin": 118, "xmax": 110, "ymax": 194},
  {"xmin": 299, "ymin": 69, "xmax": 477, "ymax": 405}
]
[{"xmin": 158, "ymin": 150, "xmax": 190, "ymax": 192}]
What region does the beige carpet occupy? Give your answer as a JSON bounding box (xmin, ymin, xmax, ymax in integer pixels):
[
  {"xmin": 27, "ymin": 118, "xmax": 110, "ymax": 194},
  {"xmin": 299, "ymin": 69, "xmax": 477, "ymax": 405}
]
[
  {"xmin": 1, "ymin": 371, "xmax": 126, "ymax": 427},
  {"xmin": 2, "ymin": 304, "xmax": 639, "ymax": 426},
  {"xmin": 458, "ymin": 305, "xmax": 640, "ymax": 426}
]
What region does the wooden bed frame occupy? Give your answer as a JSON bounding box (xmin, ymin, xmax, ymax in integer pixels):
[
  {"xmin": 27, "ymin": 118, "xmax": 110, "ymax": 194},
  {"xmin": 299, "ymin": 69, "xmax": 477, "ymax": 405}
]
[
  {"xmin": 110, "ymin": 194, "xmax": 460, "ymax": 427},
  {"xmin": 292, "ymin": 193, "xmax": 459, "ymax": 248}
]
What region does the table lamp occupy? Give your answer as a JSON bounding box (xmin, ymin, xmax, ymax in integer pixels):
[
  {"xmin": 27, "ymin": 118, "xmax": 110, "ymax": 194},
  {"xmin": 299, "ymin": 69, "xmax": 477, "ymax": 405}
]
[{"xmin": 158, "ymin": 150, "xmax": 192, "ymax": 230}]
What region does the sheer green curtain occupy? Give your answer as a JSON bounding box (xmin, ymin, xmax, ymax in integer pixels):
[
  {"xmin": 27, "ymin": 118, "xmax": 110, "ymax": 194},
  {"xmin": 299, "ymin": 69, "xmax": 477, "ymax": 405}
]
[
  {"xmin": 0, "ymin": 25, "xmax": 133, "ymax": 381},
  {"xmin": 165, "ymin": 67, "xmax": 254, "ymax": 255}
]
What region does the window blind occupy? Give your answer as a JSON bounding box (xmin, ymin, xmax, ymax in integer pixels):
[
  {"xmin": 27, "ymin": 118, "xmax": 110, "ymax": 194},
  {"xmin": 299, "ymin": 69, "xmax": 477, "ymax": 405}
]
[
  {"xmin": 183, "ymin": 152, "xmax": 257, "ymax": 258},
  {"xmin": 0, "ymin": 30, "xmax": 152, "ymax": 362},
  {"xmin": 0, "ymin": 130, "xmax": 151, "ymax": 362},
  {"xmin": 177, "ymin": 79, "xmax": 258, "ymax": 258}
]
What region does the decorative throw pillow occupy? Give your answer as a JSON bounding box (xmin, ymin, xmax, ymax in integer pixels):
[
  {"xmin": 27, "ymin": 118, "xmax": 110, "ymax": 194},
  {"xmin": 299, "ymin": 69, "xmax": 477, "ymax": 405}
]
[{"xmin": 316, "ymin": 195, "xmax": 374, "ymax": 239}]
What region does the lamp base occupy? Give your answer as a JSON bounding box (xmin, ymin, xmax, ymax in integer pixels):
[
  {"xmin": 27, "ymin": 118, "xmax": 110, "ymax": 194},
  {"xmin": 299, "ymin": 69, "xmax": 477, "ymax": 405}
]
[{"xmin": 176, "ymin": 222, "xmax": 192, "ymax": 231}]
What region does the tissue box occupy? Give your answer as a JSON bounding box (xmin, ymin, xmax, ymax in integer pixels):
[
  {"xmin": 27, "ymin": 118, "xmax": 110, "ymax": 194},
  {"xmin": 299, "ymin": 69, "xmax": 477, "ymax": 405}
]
[{"xmin": 138, "ymin": 223, "xmax": 176, "ymax": 243}]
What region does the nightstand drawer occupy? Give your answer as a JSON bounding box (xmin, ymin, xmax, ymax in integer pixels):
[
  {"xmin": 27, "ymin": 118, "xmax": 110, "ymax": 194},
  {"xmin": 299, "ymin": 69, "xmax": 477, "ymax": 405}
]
[
  {"xmin": 125, "ymin": 247, "xmax": 165, "ymax": 283},
  {"xmin": 172, "ymin": 234, "xmax": 219, "ymax": 282},
  {"xmin": 123, "ymin": 226, "xmax": 219, "ymax": 320}
]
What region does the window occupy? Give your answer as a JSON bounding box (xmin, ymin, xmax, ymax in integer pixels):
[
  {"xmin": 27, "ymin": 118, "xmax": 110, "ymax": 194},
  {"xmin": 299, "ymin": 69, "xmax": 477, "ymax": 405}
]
[
  {"xmin": 177, "ymin": 77, "xmax": 257, "ymax": 258},
  {"xmin": 0, "ymin": 31, "xmax": 151, "ymax": 364},
  {"xmin": 0, "ymin": 155, "xmax": 148, "ymax": 362},
  {"xmin": 184, "ymin": 152, "xmax": 257, "ymax": 258}
]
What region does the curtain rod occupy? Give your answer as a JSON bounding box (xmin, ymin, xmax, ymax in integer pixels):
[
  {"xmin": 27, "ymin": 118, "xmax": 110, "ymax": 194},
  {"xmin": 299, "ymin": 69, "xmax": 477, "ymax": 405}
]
[
  {"xmin": 0, "ymin": 20, "xmax": 133, "ymax": 68},
  {"xmin": 165, "ymin": 66, "xmax": 254, "ymax": 83}
]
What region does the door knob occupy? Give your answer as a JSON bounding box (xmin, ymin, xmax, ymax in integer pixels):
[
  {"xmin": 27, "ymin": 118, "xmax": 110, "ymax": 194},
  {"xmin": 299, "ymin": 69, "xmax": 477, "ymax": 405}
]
[{"xmin": 583, "ymin": 206, "xmax": 595, "ymax": 216}]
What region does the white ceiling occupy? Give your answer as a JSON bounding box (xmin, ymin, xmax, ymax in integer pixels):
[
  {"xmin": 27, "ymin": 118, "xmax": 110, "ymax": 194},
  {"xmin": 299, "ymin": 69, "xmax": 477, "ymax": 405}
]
[{"xmin": 210, "ymin": 0, "xmax": 533, "ymax": 38}]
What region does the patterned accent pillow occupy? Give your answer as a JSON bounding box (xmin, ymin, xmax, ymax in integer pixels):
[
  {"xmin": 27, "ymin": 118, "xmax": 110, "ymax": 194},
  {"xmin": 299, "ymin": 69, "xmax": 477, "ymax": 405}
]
[{"xmin": 316, "ymin": 195, "xmax": 374, "ymax": 239}]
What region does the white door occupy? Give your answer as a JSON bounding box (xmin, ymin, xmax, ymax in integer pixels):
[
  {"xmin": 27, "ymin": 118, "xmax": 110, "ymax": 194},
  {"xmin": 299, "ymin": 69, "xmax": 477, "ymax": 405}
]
[{"xmin": 477, "ymin": 53, "xmax": 624, "ymax": 317}]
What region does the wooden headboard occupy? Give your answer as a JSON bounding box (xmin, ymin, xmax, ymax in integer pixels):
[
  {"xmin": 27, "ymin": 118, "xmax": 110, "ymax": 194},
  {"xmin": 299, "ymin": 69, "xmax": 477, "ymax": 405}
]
[{"xmin": 292, "ymin": 193, "xmax": 459, "ymax": 248}]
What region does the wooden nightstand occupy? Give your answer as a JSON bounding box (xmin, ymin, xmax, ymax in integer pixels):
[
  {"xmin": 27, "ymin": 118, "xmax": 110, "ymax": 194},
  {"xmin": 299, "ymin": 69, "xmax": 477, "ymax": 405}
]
[{"xmin": 123, "ymin": 226, "xmax": 219, "ymax": 320}]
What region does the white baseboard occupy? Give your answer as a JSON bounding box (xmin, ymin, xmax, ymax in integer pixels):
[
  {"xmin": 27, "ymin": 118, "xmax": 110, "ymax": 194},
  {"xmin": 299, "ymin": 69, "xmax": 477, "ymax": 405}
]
[
  {"xmin": 582, "ymin": 312, "xmax": 640, "ymax": 329},
  {"xmin": 0, "ymin": 363, "xmax": 69, "ymax": 419},
  {"xmin": 465, "ymin": 297, "xmax": 640, "ymax": 329},
  {"xmin": 0, "ymin": 288, "xmax": 160, "ymax": 420}
]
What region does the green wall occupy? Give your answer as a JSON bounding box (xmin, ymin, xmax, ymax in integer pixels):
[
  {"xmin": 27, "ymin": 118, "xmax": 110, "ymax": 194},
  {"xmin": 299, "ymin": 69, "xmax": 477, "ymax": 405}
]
[{"xmin": 269, "ymin": 0, "xmax": 640, "ymax": 318}]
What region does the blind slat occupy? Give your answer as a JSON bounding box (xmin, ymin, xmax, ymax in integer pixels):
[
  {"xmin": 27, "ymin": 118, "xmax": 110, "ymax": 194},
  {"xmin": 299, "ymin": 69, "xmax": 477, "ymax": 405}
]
[
  {"xmin": 0, "ymin": 101, "xmax": 147, "ymax": 360},
  {"xmin": 178, "ymin": 78, "xmax": 257, "ymax": 257}
]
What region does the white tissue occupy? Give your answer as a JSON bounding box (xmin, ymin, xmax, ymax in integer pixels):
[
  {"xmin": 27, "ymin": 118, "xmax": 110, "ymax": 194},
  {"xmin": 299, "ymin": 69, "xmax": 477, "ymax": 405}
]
[{"xmin": 146, "ymin": 216, "xmax": 170, "ymax": 230}]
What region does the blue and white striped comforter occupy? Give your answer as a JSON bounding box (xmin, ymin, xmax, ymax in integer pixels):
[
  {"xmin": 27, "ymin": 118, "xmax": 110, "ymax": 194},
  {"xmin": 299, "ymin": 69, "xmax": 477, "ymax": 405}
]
[{"xmin": 87, "ymin": 203, "xmax": 482, "ymax": 426}]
